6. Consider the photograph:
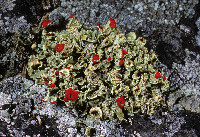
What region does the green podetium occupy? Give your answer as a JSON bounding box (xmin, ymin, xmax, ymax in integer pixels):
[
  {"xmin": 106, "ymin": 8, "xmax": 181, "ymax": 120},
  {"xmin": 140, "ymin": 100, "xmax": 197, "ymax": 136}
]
[{"xmin": 27, "ymin": 16, "xmax": 169, "ymax": 122}]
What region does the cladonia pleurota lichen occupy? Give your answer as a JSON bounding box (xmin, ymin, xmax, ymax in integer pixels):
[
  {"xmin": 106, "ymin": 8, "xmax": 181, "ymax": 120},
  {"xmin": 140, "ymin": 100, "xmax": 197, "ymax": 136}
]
[{"xmin": 27, "ymin": 15, "xmax": 169, "ymax": 122}]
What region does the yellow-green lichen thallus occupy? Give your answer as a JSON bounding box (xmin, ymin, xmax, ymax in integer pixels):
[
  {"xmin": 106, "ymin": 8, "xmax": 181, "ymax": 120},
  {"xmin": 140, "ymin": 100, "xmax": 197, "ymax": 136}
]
[{"xmin": 27, "ymin": 16, "xmax": 169, "ymax": 122}]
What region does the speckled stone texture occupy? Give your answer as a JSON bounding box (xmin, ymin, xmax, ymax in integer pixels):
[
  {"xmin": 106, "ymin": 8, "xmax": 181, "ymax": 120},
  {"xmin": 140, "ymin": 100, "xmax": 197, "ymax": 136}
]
[{"xmin": 0, "ymin": 0, "xmax": 200, "ymax": 136}]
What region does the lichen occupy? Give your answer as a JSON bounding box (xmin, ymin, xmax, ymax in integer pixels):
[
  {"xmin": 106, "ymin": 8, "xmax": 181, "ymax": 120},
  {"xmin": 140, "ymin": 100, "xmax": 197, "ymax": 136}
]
[{"xmin": 27, "ymin": 16, "xmax": 169, "ymax": 121}]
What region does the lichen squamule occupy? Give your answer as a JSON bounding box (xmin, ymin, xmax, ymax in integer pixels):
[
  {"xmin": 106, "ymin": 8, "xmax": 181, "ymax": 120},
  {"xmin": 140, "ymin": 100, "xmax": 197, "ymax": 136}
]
[{"xmin": 27, "ymin": 15, "xmax": 169, "ymax": 121}]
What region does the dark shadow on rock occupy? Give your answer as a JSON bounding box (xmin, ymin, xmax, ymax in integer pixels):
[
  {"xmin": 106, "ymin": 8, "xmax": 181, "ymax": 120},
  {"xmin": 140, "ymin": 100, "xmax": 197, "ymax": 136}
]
[
  {"xmin": 13, "ymin": 0, "xmax": 58, "ymax": 24},
  {"xmin": 23, "ymin": 115, "xmax": 60, "ymax": 137},
  {"xmin": 179, "ymin": 110, "xmax": 200, "ymax": 136},
  {"xmin": 0, "ymin": 120, "xmax": 10, "ymax": 136},
  {"xmin": 178, "ymin": 1, "xmax": 200, "ymax": 55},
  {"xmin": 156, "ymin": 41, "xmax": 186, "ymax": 69}
]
